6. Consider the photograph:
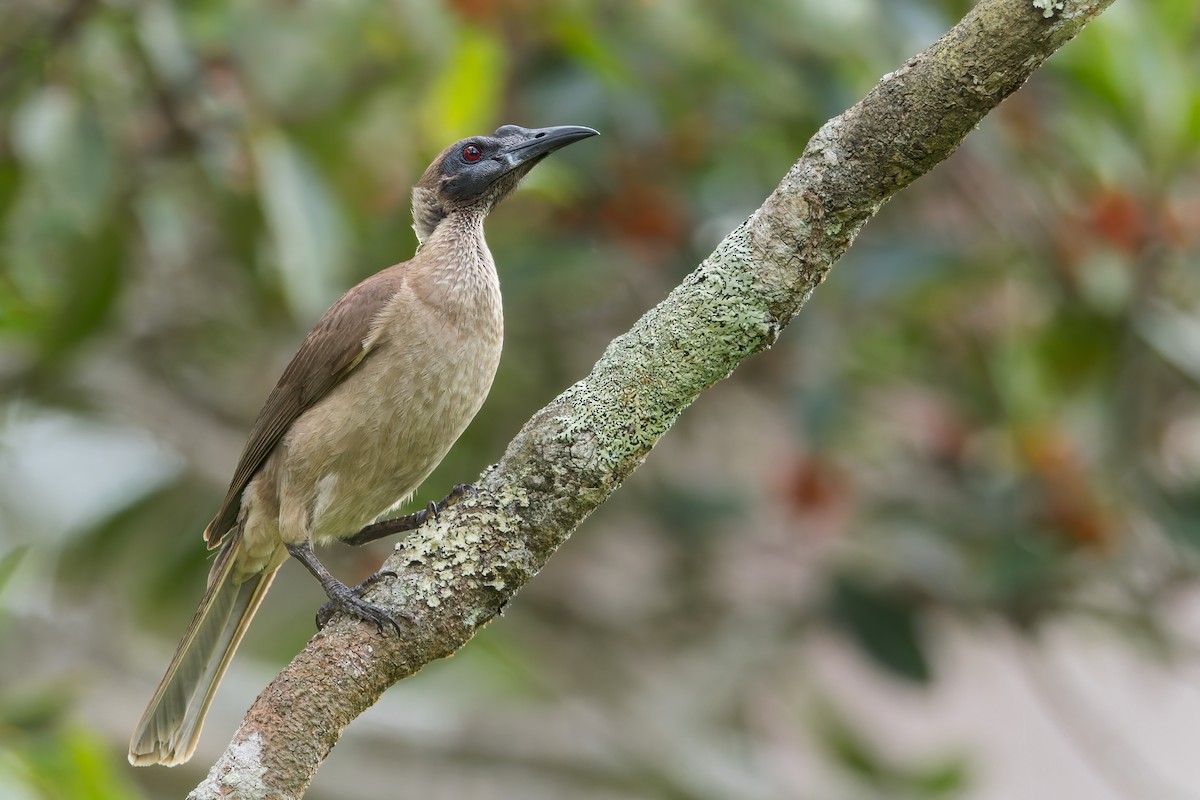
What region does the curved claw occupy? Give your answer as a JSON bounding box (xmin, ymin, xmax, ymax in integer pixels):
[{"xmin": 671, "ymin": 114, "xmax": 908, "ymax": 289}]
[
  {"xmin": 316, "ymin": 570, "xmax": 405, "ymax": 635},
  {"xmin": 447, "ymin": 483, "xmax": 477, "ymax": 504}
]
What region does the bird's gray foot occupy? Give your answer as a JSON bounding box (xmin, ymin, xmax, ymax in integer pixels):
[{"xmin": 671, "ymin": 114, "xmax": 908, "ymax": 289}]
[
  {"xmin": 315, "ymin": 570, "xmax": 404, "ymax": 634},
  {"xmin": 342, "ymin": 483, "xmax": 478, "ymax": 546},
  {"xmin": 285, "ymin": 542, "xmax": 405, "ymax": 635},
  {"xmin": 439, "ymin": 482, "xmax": 476, "ymax": 513}
]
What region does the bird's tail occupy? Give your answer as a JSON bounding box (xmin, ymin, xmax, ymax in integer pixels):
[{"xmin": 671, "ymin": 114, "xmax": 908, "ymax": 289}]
[{"xmin": 128, "ymin": 535, "xmax": 279, "ymax": 766}]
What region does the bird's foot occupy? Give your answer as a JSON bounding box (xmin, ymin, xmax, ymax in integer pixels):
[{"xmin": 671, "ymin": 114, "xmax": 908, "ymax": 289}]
[
  {"xmin": 439, "ymin": 483, "xmax": 476, "ymax": 514},
  {"xmin": 315, "ymin": 570, "xmax": 406, "ymax": 635},
  {"xmin": 342, "ymin": 483, "xmax": 478, "ymax": 546},
  {"xmin": 417, "ymin": 482, "xmax": 478, "ymax": 523}
]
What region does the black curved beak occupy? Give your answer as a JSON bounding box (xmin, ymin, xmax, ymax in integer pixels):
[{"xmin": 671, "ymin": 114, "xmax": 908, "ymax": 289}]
[{"xmin": 499, "ymin": 125, "xmax": 599, "ymax": 169}]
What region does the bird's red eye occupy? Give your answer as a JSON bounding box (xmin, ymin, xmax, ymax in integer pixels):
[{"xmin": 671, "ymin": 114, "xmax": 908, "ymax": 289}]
[{"xmin": 462, "ymin": 145, "xmax": 482, "ymax": 163}]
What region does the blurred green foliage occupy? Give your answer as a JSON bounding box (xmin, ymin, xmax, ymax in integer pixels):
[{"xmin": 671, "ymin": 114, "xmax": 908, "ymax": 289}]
[
  {"xmin": 814, "ymin": 700, "xmax": 970, "ymax": 799},
  {"xmin": 1, "ymin": 0, "xmax": 1198, "ymax": 798},
  {"xmin": 0, "ymin": 727, "xmax": 140, "ymax": 800}
]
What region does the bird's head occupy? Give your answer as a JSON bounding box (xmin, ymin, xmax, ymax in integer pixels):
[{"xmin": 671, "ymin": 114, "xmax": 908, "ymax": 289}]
[{"xmin": 412, "ymin": 124, "xmax": 598, "ymax": 243}]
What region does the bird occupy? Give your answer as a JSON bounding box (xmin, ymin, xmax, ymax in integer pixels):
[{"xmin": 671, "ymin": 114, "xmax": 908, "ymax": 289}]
[{"xmin": 128, "ymin": 123, "xmax": 598, "ymax": 767}]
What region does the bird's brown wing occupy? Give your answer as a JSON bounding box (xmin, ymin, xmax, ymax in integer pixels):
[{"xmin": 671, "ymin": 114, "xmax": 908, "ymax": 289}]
[{"xmin": 203, "ymin": 268, "xmax": 404, "ymax": 547}]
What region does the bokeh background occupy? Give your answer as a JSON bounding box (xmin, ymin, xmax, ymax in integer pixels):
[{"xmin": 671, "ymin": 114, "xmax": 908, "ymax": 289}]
[{"xmin": 2, "ymin": 0, "xmax": 1199, "ymax": 798}]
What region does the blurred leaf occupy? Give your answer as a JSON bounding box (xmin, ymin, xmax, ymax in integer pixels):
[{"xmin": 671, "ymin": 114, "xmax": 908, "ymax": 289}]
[
  {"xmin": 5, "ymin": 87, "xmax": 117, "ymax": 340},
  {"xmin": 0, "ymin": 545, "xmax": 28, "ymax": 598},
  {"xmin": 0, "ymin": 760, "xmax": 38, "ymax": 800},
  {"xmin": 780, "ymin": 455, "xmax": 849, "ymax": 516},
  {"xmin": 39, "ymin": 224, "xmax": 125, "ymax": 361},
  {"xmin": 18, "ymin": 728, "xmax": 145, "ymax": 800},
  {"xmin": 1034, "ymin": 307, "xmax": 1120, "ymax": 389},
  {"xmin": 0, "ymin": 682, "xmax": 73, "ymax": 732},
  {"xmin": 252, "ymin": 131, "xmax": 350, "ymax": 322},
  {"xmin": 418, "ymin": 26, "xmax": 505, "ymax": 142},
  {"xmin": 135, "ymin": 1, "xmax": 197, "ymax": 87},
  {"xmin": 828, "ymin": 573, "xmax": 932, "ymax": 684},
  {"xmin": 56, "ymin": 478, "xmax": 215, "ymax": 619},
  {"xmin": 9, "ymin": 86, "xmax": 114, "ymax": 233},
  {"xmin": 1152, "ymin": 490, "xmax": 1200, "ymax": 554},
  {"xmin": 1137, "ymin": 304, "xmax": 1200, "ymax": 384},
  {"xmin": 912, "ymin": 757, "xmax": 970, "ymax": 798},
  {"xmin": 552, "ymin": 15, "xmax": 633, "ymax": 85},
  {"xmin": 984, "ymin": 533, "xmax": 1066, "ymax": 618},
  {"xmin": 814, "ymin": 699, "xmax": 971, "ymax": 797},
  {"xmin": 815, "ymin": 700, "xmax": 889, "ymax": 781},
  {"xmin": 651, "ymin": 482, "xmax": 745, "ymax": 538}
]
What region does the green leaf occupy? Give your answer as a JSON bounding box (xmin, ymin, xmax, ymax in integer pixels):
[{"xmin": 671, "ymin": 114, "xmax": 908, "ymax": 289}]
[
  {"xmin": 418, "ymin": 26, "xmax": 506, "ymax": 143},
  {"xmin": 0, "ymin": 683, "xmax": 73, "ymax": 732},
  {"xmin": 55, "ymin": 477, "xmax": 216, "ymax": 622},
  {"xmin": 0, "ymin": 545, "xmax": 29, "ymax": 598},
  {"xmin": 651, "ymin": 482, "xmax": 745, "ymax": 539},
  {"xmin": 252, "ymin": 132, "xmax": 350, "ymax": 322},
  {"xmin": 552, "ymin": 15, "xmax": 632, "ymax": 85},
  {"xmin": 828, "ymin": 573, "xmax": 932, "ymax": 684},
  {"xmin": 5, "ymin": 89, "xmax": 119, "ymax": 347},
  {"xmin": 1151, "ymin": 489, "xmax": 1200, "ymax": 555},
  {"xmin": 10, "ymin": 87, "xmax": 114, "ymax": 233},
  {"xmin": 913, "ymin": 758, "xmax": 971, "ymax": 798},
  {"xmin": 985, "ymin": 533, "xmax": 1065, "ymax": 609},
  {"xmin": 1137, "ymin": 304, "xmax": 1200, "ymax": 385},
  {"xmin": 23, "ymin": 728, "xmax": 145, "ymax": 800},
  {"xmin": 814, "ymin": 701, "xmax": 889, "ymax": 782},
  {"xmin": 814, "ymin": 700, "xmax": 972, "ymax": 797},
  {"xmin": 39, "ymin": 224, "xmax": 125, "ymax": 361}
]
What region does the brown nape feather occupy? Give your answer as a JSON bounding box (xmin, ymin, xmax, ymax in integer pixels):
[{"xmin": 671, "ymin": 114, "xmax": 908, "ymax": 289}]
[{"xmin": 130, "ymin": 123, "xmax": 596, "ymax": 766}]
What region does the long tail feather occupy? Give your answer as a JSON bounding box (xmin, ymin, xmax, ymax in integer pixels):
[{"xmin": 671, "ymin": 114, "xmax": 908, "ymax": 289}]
[{"xmin": 128, "ymin": 537, "xmax": 278, "ymax": 766}]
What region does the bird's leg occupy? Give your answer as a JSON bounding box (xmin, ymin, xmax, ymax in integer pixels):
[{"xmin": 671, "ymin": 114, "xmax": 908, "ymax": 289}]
[
  {"xmin": 342, "ymin": 483, "xmax": 476, "ymax": 546},
  {"xmin": 284, "ymin": 541, "xmax": 405, "ymax": 635}
]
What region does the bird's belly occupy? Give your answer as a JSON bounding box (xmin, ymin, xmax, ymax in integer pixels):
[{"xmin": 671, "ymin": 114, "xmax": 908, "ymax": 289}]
[{"xmin": 277, "ymin": 328, "xmax": 501, "ymax": 545}]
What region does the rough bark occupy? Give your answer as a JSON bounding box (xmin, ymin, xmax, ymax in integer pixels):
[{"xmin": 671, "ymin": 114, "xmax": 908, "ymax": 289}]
[{"xmin": 189, "ymin": 1, "xmax": 1117, "ymax": 796}]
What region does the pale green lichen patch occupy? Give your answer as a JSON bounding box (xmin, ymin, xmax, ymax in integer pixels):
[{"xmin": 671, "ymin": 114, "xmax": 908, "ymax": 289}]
[
  {"xmin": 462, "ymin": 606, "xmax": 493, "ymax": 628},
  {"xmin": 392, "ymin": 487, "xmax": 533, "ymax": 609},
  {"xmin": 1032, "ymin": 0, "xmax": 1064, "ymax": 17},
  {"xmin": 551, "ymin": 232, "xmax": 774, "ymax": 480}
]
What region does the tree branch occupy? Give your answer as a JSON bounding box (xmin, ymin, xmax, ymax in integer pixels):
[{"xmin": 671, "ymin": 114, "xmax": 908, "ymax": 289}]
[{"xmin": 189, "ymin": 1, "xmax": 1116, "ymax": 796}]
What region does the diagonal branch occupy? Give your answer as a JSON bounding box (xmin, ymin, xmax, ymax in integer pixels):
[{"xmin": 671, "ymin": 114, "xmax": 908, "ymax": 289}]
[{"xmin": 189, "ymin": 1, "xmax": 1116, "ymax": 796}]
